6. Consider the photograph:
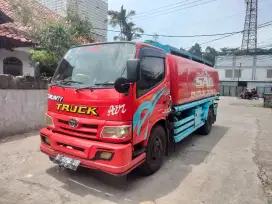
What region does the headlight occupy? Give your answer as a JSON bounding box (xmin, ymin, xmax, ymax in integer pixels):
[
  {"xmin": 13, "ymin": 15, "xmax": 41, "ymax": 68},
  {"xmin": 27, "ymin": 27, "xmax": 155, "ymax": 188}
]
[
  {"xmin": 101, "ymin": 125, "xmax": 130, "ymax": 139},
  {"xmin": 45, "ymin": 114, "xmax": 54, "ymax": 127}
]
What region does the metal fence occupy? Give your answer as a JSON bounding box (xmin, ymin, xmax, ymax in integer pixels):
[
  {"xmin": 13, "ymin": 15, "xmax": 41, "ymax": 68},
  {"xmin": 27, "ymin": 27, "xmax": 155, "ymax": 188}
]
[
  {"xmin": 220, "ymin": 86, "xmax": 272, "ymax": 97},
  {"xmin": 219, "ymin": 86, "xmax": 244, "ymax": 97}
]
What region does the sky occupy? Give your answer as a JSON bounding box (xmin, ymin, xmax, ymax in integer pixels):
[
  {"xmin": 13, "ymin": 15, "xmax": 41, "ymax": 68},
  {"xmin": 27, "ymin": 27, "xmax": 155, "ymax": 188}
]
[{"xmin": 107, "ymin": 0, "xmax": 272, "ymax": 51}]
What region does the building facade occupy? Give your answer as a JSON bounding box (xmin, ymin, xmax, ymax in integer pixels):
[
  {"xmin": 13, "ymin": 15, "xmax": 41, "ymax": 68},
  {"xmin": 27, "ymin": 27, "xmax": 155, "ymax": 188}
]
[
  {"xmin": 36, "ymin": 0, "xmax": 108, "ymax": 41},
  {"xmin": 215, "ymin": 55, "xmax": 272, "ymax": 95},
  {"xmin": 0, "ymin": 0, "xmax": 60, "ymax": 77}
]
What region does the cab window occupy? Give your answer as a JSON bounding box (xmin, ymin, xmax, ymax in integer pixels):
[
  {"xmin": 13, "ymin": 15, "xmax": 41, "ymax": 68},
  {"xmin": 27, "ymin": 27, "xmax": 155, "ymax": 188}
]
[{"xmin": 137, "ymin": 56, "xmax": 165, "ymax": 98}]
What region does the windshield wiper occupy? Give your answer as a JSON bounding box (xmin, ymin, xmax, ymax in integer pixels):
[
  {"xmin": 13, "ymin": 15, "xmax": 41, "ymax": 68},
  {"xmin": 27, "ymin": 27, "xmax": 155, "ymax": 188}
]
[
  {"xmin": 60, "ymin": 80, "xmax": 84, "ymax": 85},
  {"xmin": 75, "ymin": 86, "xmax": 94, "ymax": 92},
  {"xmin": 75, "ymin": 81, "xmax": 115, "ymax": 92},
  {"xmin": 95, "ymin": 81, "xmax": 114, "ymax": 86},
  {"xmin": 49, "ymin": 80, "xmax": 83, "ymax": 88}
]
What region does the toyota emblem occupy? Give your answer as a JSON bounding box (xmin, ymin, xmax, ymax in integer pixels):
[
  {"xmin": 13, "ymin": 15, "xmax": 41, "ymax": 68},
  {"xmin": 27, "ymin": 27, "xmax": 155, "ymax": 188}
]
[{"xmin": 68, "ymin": 119, "xmax": 78, "ymax": 128}]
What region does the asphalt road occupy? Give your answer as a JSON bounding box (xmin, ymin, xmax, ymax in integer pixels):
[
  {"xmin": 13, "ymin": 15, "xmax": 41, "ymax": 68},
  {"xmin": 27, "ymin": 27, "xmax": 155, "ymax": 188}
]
[{"xmin": 0, "ymin": 97, "xmax": 271, "ymax": 204}]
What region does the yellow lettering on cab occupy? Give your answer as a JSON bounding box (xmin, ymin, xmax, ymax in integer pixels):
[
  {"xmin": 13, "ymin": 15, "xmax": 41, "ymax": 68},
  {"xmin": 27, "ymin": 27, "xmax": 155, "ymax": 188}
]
[
  {"xmin": 56, "ymin": 104, "xmax": 62, "ymax": 110},
  {"xmin": 62, "ymin": 104, "xmax": 70, "ymax": 111},
  {"xmin": 70, "ymin": 106, "xmax": 78, "ymax": 113},
  {"xmin": 87, "ymin": 107, "xmax": 98, "ymax": 116},
  {"xmin": 78, "ymin": 106, "xmax": 87, "ymax": 114},
  {"xmin": 56, "ymin": 104, "xmax": 98, "ymax": 116}
]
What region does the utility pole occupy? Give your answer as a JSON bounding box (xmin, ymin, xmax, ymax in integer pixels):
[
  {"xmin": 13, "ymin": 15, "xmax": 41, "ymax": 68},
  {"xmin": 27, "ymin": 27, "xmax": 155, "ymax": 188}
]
[
  {"xmin": 237, "ymin": 63, "xmax": 242, "ymax": 96},
  {"xmin": 238, "ymin": 63, "xmax": 242, "ymax": 84}
]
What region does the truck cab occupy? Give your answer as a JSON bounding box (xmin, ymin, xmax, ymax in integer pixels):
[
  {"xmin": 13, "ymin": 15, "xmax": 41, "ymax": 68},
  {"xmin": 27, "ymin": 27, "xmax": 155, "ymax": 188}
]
[{"xmin": 40, "ymin": 41, "xmax": 219, "ymax": 176}]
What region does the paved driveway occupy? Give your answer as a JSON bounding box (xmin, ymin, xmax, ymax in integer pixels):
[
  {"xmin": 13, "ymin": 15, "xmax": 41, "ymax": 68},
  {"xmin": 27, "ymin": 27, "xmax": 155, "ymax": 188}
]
[{"xmin": 0, "ymin": 97, "xmax": 271, "ymax": 204}]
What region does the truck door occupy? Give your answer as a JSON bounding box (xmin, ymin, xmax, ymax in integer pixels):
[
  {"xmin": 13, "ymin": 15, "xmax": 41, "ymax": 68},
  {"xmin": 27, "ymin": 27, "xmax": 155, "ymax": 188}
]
[{"xmin": 132, "ymin": 46, "xmax": 170, "ymax": 145}]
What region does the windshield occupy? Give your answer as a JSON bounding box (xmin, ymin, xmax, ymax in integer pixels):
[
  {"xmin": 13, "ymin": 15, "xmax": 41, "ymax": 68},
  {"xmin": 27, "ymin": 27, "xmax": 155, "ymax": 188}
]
[{"xmin": 51, "ymin": 43, "xmax": 136, "ymax": 87}]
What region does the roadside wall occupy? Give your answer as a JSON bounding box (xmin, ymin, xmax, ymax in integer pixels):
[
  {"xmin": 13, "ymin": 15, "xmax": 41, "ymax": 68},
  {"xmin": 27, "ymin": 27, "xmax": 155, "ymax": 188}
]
[{"xmin": 0, "ymin": 75, "xmax": 48, "ymax": 138}]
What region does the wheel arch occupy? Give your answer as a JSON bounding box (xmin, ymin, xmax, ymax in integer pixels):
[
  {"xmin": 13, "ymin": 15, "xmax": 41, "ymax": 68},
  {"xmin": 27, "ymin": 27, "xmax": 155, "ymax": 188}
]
[{"xmin": 145, "ymin": 118, "xmax": 171, "ymax": 155}]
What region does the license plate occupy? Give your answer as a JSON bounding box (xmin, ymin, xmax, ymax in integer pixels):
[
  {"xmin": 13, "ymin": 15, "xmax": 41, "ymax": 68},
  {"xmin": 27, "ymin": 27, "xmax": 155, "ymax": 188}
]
[{"xmin": 54, "ymin": 155, "xmax": 80, "ymax": 171}]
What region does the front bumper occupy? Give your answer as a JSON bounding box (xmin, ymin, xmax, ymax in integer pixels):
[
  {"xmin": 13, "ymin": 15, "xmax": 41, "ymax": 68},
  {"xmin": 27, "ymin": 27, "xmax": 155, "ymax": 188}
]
[{"xmin": 40, "ymin": 128, "xmax": 146, "ymax": 175}]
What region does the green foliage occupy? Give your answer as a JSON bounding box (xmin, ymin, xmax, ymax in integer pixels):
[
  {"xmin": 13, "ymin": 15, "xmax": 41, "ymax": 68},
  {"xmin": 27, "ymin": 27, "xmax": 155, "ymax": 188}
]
[
  {"xmin": 203, "ymin": 46, "xmax": 218, "ymax": 65},
  {"xmin": 29, "ymin": 50, "xmax": 58, "ymax": 76},
  {"xmin": 188, "ymin": 43, "xmax": 203, "ymax": 58},
  {"xmin": 187, "ymin": 44, "xmax": 272, "ymax": 66},
  {"xmin": 11, "ymin": 0, "xmax": 34, "ymax": 26},
  {"xmin": 66, "ymin": 1, "xmax": 93, "ymax": 40},
  {"xmin": 34, "ymin": 23, "xmax": 75, "ymax": 58},
  {"xmin": 108, "ymin": 5, "xmax": 144, "ymax": 41},
  {"xmin": 12, "ymin": 0, "xmax": 95, "ymax": 76},
  {"xmin": 29, "ymin": 50, "xmax": 58, "ymax": 65}
]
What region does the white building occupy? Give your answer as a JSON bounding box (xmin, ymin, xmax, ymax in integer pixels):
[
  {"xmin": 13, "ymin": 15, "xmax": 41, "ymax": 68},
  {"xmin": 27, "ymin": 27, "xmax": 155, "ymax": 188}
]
[
  {"xmin": 0, "ymin": 48, "xmax": 34, "ymax": 76},
  {"xmin": 36, "ymin": 0, "xmax": 108, "ymax": 41},
  {"xmin": 0, "ymin": 0, "xmax": 61, "ymax": 77},
  {"xmin": 215, "ymin": 55, "xmax": 272, "ymax": 93}
]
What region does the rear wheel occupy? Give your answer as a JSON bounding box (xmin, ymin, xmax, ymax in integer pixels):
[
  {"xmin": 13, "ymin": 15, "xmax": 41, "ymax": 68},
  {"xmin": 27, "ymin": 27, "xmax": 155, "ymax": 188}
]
[
  {"xmin": 138, "ymin": 125, "xmax": 166, "ymax": 176},
  {"xmin": 198, "ymin": 108, "xmax": 213, "ymax": 135}
]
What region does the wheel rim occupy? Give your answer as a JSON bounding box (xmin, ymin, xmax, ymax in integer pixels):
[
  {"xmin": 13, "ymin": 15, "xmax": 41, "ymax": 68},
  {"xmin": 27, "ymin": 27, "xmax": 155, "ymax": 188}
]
[{"xmin": 151, "ymin": 136, "xmax": 163, "ymax": 161}]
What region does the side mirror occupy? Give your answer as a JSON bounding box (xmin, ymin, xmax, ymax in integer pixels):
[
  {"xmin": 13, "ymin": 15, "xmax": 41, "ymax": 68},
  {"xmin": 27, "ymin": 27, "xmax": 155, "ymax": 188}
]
[
  {"xmin": 127, "ymin": 59, "xmax": 140, "ymax": 82},
  {"xmin": 114, "ymin": 77, "xmax": 130, "ymax": 93}
]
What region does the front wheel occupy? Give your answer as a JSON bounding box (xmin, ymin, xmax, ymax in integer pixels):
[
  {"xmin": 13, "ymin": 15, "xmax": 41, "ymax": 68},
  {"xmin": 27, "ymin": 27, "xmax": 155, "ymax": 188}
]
[{"xmin": 137, "ymin": 125, "xmax": 166, "ymax": 176}]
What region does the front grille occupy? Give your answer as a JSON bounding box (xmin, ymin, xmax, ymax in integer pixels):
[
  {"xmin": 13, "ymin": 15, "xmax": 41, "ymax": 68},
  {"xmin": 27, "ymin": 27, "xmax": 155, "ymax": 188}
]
[
  {"xmin": 82, "ymin": 124, "xmax": 98, "ymax": 129},
  {"xmin": 59, "ymin": 126, "xmax": 96, "ymax": 136},
  {"xmin": 56, "ymin": 119, "xmax": 98, "ymax": 139},
  {"xmin": 58, "ymin": 119, "xmax": 69, "ymax": 125}
]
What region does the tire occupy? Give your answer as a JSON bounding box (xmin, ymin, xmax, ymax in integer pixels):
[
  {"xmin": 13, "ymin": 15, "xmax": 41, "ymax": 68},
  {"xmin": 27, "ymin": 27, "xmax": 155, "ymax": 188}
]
[
  {"xmin": 198, "ymin": 108, "xmax": 213, "ymax": 135},
  {"xmin": 137, "ymin": 125, "xmax": 166, "ymax": 176}
]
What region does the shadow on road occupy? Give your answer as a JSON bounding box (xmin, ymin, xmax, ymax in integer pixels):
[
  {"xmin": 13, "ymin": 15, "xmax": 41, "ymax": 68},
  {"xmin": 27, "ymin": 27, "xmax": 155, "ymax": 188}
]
[{"xmin": 46, "ymin": 125, "xmax": 229, "ymax": 204}]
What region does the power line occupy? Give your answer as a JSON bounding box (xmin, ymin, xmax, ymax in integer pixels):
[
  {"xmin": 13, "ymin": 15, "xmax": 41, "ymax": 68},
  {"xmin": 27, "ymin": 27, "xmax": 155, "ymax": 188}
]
[
  {"xmin": 259, "ymin": 44, "xmax": 272, "ymax": 49},
  {"xmin": 93, "ymin": 26, "xmax": 243, "ymax": 38},
  {"xmin": 93, "ymin": 20, "xmax": 272, "ymax": 39},
  {"xmin": 132, "ymin": 0, "xmax": 270, "ymax": 31},
  {"xmin": 258, "ymin": 37, "xmax": 272, "ymax": 45},
  {"xmin": 198, "ymin": 20, "xmax": 272, "ymax": 46},
  {"xmin": 133, "ymin": 0, "xmax": 193, "ymax": 17},
  {"xmin": 133, "ymin": 0, "xmax": 207, "ymax": 19},
  {"xmin": 132, "ymin": 0, "xmax": 269, "ymax": 20},
  {"xmin": 200, "ymin": 33, "xmax": 239, "ymax": 46},
  {"xmin": 132, "ymin": 0, "xmax": 218, "ymax": 21}
]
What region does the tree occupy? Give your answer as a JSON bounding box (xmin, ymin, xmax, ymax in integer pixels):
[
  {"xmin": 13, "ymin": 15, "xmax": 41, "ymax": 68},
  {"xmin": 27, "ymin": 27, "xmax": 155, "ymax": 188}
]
[
  {"xmin": 108, "ymin": 5, "xmax": 144, "ymax": 41},
  {"xmin": 203, "ymin": 46, "xmax": 218, "ymax": 65},
  {"xmin": 188, "ymin": 43, "xmax": 202, "ymax": 58},
  {"xmin": 12, "ymin": 0, "xmax": 95, "ymax": 76},
  {"xmin": 220, "ymin": 47, "xmax": 240, "ymax": 55}
]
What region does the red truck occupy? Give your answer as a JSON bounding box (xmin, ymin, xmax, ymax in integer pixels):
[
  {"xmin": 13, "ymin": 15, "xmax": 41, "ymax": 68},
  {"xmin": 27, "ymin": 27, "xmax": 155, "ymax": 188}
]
[{"xmin": 40, "ymin": 41, "xmax": 219, "ymax": 176}]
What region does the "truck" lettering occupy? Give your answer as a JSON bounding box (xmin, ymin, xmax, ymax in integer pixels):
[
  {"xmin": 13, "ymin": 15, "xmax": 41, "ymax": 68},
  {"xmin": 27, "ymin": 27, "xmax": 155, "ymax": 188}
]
[{"xmin": 56, "ymin": 104, "xmax": 98, "ymax": 116}]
